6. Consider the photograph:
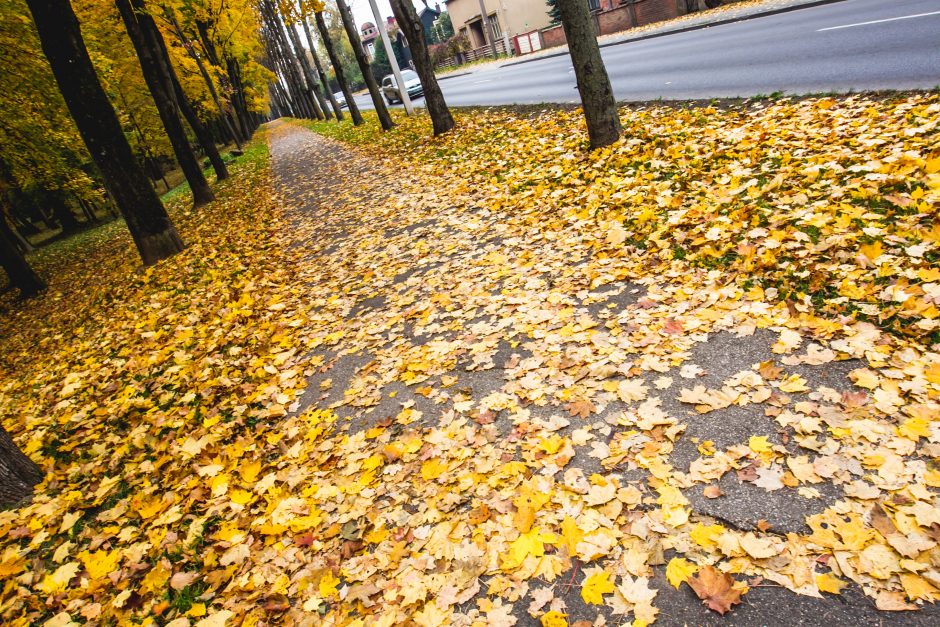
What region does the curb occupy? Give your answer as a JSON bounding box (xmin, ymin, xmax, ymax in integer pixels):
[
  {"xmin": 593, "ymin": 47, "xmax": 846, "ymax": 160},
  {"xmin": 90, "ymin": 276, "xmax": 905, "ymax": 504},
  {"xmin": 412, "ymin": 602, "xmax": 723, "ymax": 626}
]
[
  {"xmin": 500, "ymin": 0, "xmax": 847, "ymax": 69},
  {"xmin": 438, "ymin": 71, "xmax": 474, "ymax": 82}
]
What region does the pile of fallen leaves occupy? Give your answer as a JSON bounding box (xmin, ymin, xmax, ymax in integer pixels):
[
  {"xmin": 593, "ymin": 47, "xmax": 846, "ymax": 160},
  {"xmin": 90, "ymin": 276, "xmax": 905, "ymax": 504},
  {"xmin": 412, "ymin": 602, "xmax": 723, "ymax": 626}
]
[
  {"xmin": 0, "ymin": 92, "xmax": 937, "ymax": 627},
  {"xmin": 310, "ymin": 94, "xmax": 940, "ymax": 345}
]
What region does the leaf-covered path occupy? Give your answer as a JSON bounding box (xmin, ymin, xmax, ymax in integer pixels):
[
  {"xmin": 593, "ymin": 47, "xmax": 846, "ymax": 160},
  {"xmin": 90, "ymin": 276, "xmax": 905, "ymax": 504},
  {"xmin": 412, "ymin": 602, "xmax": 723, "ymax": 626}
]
[{"xmin": 262, "ymin": 118, "xmax": 940, "ymax": 625}]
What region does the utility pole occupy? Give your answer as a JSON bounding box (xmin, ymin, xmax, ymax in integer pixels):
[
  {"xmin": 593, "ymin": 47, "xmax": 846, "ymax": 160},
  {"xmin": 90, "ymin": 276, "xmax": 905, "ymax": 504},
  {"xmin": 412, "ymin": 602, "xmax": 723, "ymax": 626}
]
[
  {"xmin": 477, "ymin": 0, "xmax": 499, "ymax": 58},
  {"xmin": 368, "ymin": 0, "xmax": 413, "ymax": 114}
]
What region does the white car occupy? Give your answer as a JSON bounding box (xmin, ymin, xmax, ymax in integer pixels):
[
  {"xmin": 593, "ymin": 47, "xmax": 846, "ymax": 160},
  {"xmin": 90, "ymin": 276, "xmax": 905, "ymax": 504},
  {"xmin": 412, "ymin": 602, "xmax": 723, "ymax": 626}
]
[
  {"xmin": 381, "ymin": 70, "xmax": 423, "ymax": 105},
  {"xmin": 332, "ymin": 91, "xmax": 347, "ymax": 108}
]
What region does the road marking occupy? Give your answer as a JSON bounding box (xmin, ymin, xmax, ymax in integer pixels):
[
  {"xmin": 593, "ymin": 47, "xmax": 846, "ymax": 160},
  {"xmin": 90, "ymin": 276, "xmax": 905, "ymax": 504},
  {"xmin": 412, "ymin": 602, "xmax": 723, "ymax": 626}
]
[
  {"xmin": 817, "ymin": 10, "xmax": 940, "ymax": 31},
  {"xmin": 473, "ymin": 79, "xmax": 492, "ymax": 84}
]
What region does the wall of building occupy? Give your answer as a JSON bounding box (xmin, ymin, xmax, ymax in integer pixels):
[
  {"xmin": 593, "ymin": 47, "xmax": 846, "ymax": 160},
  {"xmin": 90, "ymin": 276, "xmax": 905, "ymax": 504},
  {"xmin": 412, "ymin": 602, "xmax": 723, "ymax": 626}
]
[{"xmin": 446, "ymin": 0, "xmax": 553, "ymax": 48}]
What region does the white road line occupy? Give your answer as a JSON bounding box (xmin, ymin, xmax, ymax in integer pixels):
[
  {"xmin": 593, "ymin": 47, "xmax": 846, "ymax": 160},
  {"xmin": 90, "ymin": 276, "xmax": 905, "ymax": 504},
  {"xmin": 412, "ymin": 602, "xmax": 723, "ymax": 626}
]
[
  {"xmin": 473, "ymin": 80, "xmax": 492, "ymax": 84},
  {"xmin": 817, "ymin": 10, "xmax": 940, "ymax": 31}
]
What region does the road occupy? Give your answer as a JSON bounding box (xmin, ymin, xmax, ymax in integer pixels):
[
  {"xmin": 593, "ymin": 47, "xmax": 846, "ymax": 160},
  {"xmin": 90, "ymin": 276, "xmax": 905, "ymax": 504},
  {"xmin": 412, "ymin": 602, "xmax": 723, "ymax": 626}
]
[{"xmin": 353, "ymin": 0, "xmax": 940, "ymax": 109}]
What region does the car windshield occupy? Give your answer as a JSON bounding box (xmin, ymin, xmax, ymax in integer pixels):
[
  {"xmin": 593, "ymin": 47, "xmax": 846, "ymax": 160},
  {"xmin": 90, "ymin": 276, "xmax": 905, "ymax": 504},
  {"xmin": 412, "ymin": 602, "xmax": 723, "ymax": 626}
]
[{"xmin": 400, "ymin": 70, "xmax": 418, "ymax": 82}]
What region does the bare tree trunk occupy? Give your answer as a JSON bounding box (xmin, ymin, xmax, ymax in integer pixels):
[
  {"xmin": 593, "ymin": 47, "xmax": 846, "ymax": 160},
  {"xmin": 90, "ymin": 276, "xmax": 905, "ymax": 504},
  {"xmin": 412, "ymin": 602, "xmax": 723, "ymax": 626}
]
[
  {"xmin": 336, "ymin": 0, "xmax": 393, "ymax": 130},
  {"xmin": 301, "ymin": 9, "xmax": 342, "ymax": 121},
  {"xmin": 314, "ymin": 10, "xmax": 363, "ymax": 126},
  {"xmin": 0, "ymin": 425, "xmax": 43, "ymax": 508},
  {"xmin": 25, "ymin": 0, "xmax": 184, "ymax": 265},
  {"xmin": 389, "ymin": 0, "xmax": 454, "ymax": 135},
  {"xmin": 116, "ymin": 0, "xmax": 214, "ymax": 207},
  {"xmin": 556, "ymin": 0, "xmax": 621, "ymax": 148},
  {"xmin": 0, "ymin": 218, "xmax": 45, "ymax": 298}
]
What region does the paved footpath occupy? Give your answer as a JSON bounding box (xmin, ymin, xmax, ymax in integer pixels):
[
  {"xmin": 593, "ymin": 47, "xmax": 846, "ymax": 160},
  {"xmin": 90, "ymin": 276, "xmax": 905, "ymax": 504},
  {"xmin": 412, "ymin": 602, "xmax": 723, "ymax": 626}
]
[{"xmin": 267, "ymin": 121, "xmax": 940, "ymax": 625}]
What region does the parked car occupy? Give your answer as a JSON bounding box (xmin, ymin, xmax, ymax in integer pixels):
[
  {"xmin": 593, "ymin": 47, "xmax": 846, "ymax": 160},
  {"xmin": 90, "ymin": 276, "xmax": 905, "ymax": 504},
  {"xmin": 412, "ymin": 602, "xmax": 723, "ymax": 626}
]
[
  {"xmin": 381, "ymin": 70, "xmax": 423, "ymax": 105},
  {"xmin": 333, "ymin": 91, "xmax": 347, "ymax": 108}
]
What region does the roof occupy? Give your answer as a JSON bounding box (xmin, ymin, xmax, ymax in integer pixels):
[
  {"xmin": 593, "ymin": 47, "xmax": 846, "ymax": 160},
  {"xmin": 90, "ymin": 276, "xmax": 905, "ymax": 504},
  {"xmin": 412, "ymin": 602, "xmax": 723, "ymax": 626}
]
[{"xmin": 360, "ymin": 21, "xmax": 376, "ymax": 30}]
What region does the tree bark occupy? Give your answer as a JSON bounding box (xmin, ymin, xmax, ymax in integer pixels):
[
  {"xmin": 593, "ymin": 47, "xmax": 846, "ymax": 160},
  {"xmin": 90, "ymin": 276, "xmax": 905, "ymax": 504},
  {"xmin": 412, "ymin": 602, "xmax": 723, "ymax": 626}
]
[
  {"xmin": 0, "ymin": 217, "xmax": 45, "ymax": 298},
  {"xmin": 314, "ymin": 10, "xmax": 363, "ymax": 126},
  {"xmin": 388, "ymin": 0, "xmax": 454, "ymax": 135},
  {"xmin": 301, "ymin": 10, "xmax": 341, "ymax": 121},
  {"xmin": 116, "ymin": 0, "xmax": 214, "ymax": 207},
  {"xmin": 0, "ymin": 425, "xmax": 43, "ymax": 508},
  {"xmin": 337, "ymin": 0, "xmax": 393, "ymax": 130},
  {"xmin": 25, "ymin": 0, "xmax": 184, "ymax": 265},
  {"xmin": 555, "ymin": 0, "xmax": 621, "ymax": 149}
]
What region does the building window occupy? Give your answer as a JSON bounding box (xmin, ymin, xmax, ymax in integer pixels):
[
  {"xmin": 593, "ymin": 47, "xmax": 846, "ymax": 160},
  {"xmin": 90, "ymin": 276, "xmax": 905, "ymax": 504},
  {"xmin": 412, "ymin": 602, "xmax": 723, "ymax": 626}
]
[
  {"xmin": 587, "ymin": 0, "xmax": 600, "ymax": 10},
  {"xmin": 488, "ymin": 14, "xmax": 502, "ymax": 38}
]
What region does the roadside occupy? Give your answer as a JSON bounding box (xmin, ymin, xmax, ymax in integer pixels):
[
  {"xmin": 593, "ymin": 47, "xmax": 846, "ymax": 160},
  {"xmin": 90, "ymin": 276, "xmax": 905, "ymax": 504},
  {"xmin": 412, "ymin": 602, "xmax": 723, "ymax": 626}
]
[{"xmin": 438, "ymin": 0, "xmax": 846, "ymax": 76}]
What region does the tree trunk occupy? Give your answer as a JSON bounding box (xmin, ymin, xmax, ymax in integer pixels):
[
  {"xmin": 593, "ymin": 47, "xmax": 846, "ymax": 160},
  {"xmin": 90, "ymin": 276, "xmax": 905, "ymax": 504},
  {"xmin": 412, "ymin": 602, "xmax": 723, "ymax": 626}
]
[
  {"xmin": 314, "ymin": 10, "xmax": 363, "ymax": 126},
  {"xmin": 337, "ymin": 0, "xmax": 393, "ymax": 131},
  {"xmin": 555, "ymin": 0, "xmax": 621, "ymax": 149},
  {"xmin": 0, "ymin": 217, "xmax": 45, "ymax": 298},
  {"xmin": 0, "ymin": 425, "xmax": 44, "ymax": 508},
  {"xmin": 282, "ymin": 11, "xmax": 330, "ymax": 121},
  {"xmin": 25, "ymin": 0, "xmax": 184, "ymax": 265},
  {"xmin": 226, "ymin": 57, "xmax": 254, "ymax": 136},
  {"xmin": 116, "ymin": 0, "xmax": 215, "ymax": 207},
  {"xmin": 49, "ymin": 192, "xmax": 81, "ymax": 233},
  {"xmin": 388, "ymin": 0, "xmax": 454, "ymax": 135},
  {"xmin": 301, "ymin": 10, "xmax": 341, "ymax": 121},
  {"xmin": 148, "ymin": 17, "xmax": 229, "ymax": 181}
]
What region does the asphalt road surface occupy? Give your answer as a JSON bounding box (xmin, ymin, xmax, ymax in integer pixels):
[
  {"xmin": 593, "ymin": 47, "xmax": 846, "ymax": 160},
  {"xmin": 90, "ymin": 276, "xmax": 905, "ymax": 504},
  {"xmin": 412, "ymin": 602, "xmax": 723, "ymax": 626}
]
[{"xmin": 354, "ymin": 0, "xmax": 940, "ymax": 109}]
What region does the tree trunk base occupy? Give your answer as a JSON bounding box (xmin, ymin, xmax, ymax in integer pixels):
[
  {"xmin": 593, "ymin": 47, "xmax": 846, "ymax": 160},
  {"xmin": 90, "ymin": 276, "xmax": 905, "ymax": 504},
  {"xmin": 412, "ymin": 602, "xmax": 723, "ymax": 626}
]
[
  {"xmin": 137, "ymin": 226, "xmax": 185, "ymax": 266},
  {"xmin": 0, "ymin": 427, "xmax": 43, "ymax": 509}
]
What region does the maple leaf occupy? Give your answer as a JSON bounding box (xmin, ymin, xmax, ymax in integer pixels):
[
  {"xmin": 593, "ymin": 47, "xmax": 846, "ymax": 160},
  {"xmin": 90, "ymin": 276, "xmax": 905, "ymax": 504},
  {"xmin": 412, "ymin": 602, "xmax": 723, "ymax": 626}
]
[
  {"xmin": 564, "ymin": 399, "xmax": 595, "ymax": 419},
  {"xmin": 665, "ymin": 557, "xmax": 698, "ymax": 588},
  {"xmin": 540, "ymin": 610, "xmax": 568, "ymax": 627},
  {"xmin": 688, "ymin": 566, "xmax": 745, "ymax": 615},
  {"xmin": 581, "ymin": 570, "xmax": 615, "ymax": 605}
]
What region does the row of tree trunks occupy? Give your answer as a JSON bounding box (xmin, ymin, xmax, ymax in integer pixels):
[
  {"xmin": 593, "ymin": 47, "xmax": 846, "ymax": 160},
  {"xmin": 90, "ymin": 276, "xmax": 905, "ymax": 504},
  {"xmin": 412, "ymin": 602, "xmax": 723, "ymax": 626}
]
[
  {"xmin": 313, "ymin": 10, "xmax": 362, "ymax": 126},
  {"xmin": 259, "ymin": 0, "xmax": 320, "ymax": 121},
  {"xmin": 300, "ymin": 8, "xmax": 343, "ymax": 121},
  {"xmin": 283, "ymin": 11, "xmax": 331, "ymax": 121},
  {"xmin": 115, "ymin": 0, "xmax": 214, "ymax": 207},
  {"xmin": 167, "ymin": 12, "xmax": 244, "ymax": 151},
  {"xmin": 26, "ymin": 0, "xmax": 184, "ymax": 266},
  {"xmin": 336, "ymin": 0, "xmax": 393, "ymax": 131},
  {"xmin": 151, "ymin": 18, "xmax": 229, "ymax": 182}
]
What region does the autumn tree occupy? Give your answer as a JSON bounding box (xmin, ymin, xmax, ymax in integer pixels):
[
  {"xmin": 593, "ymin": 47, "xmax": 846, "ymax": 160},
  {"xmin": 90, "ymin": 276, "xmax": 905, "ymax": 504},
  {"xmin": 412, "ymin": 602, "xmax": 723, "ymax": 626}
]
[
  {"xmin": 25, "ymin": 0, "xmax": 184, "ymax": 265},
  {"xmin": 313, "ymin": 4, "xmax": 363, "ymax": 126},
  {"xmin": 389, "ymin": 0, "xmax": 453, "ymax": 135},
  {"xmin": 336, "ymin": 0, "xmax": 393, "ymax": 130},
  {"xmin": 554, "ymin": 0, "xmax": 620, "ymax": 148},
  {"xmin": 116, "ymin": 0, "xmax": 215, "ymax": 206}
]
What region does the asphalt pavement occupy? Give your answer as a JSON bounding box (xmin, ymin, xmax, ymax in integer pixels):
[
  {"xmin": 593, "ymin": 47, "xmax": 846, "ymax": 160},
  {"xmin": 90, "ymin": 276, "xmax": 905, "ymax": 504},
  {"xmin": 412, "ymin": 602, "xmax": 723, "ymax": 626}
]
[{"xmin": 355, "ymin": 0, "xmax": 940, "ymax": 109}]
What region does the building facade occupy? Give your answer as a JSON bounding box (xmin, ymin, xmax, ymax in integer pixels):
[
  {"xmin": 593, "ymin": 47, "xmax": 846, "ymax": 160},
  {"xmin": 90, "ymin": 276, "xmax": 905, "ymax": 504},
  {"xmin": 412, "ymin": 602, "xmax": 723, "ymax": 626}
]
[{"xmin": 444, "ymin": 0, "xmax": 552, "ymax": 52}]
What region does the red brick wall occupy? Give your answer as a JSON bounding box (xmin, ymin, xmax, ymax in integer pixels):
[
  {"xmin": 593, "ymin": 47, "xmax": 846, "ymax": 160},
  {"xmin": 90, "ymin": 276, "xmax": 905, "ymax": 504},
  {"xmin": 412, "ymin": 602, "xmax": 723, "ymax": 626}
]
[
  {"xmin": 597, "ymin": 5, "xmax": 635, "ymax": 36},
  {"xmin": 635, "ymin": 0, "xmax": 679, "ymax": 26},
  {"xmin": 540, "ymin": 0, "xmax": 681, "ymax": 49},
  {"xmin": 541, "ymin": 24, "xmax": 567, "ymax": 48}
]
